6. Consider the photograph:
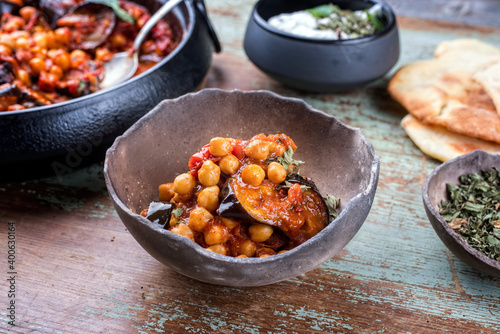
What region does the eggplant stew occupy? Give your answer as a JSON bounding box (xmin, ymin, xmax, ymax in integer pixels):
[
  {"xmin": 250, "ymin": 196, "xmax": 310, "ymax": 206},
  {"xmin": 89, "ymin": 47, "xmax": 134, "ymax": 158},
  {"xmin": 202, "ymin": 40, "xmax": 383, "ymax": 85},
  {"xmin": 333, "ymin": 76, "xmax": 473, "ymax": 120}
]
[{"xmin": 140, "ymin": 133, "xmax": 340, "ymax": 258}]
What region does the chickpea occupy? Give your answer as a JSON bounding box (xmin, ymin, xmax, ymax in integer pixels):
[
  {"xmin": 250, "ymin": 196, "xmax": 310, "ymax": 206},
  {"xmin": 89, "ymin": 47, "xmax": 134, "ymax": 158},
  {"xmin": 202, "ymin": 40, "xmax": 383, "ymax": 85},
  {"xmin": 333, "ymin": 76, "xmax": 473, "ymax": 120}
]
[
  {"xmin": 239, "ymin": 239, "xmax": 257, "ymax": 257},
  {"xmin": 209, "ymin": 137, "xmax": 232, "ymax": 156},
  {"xmin": 0, "ymin": 34, "xmax": 14, "ymax": 50},
  {"xmin": 171, "ymin": 192, "xmax": 193, "ymax": 203},
  {"xmin": 49, "ymin": 65, "xmax": 63, "ymax": 80},
  {"xmin": 219, "ymin": 154, "xmax": 240, "ymax": 175},
  {"xmin": 48, "ymin": 49, "xmax": 70, "ymax": 71},
  {"xmin": 236, "ymin": 255, "xmax": 248, "ymax": 258},
  {"xmin": 257, "ymin": 247, "xmax": 276, "ymax": 257},
  {"xmin": 33, "ymin": 32, "xmax": 48, "ymax": 49},
  {"xmin": 0, "ymin": 45, "xmax": 12, "ymax": 57},
  {"xmin": 197, "ymin": 160, "xmax": 220, "ymax": 187},
  {"xmin": 110, "ymin": 33, "xmax": 127, "ymax": 48},
  {"xmin": 241, "ymin": 164, "xmax": 265, "ymax": 187},
  {"xmin": 197, "ymin": 186, "xmax": 219, "ymax": 212},
  {"xmin": 15, "ymin": 37, "xmax": 30, "ymax": 50},
  {"xmin": 30, "ymin": 46, "xmax": 47, "ymax": 59},
  {"xmin": 267, "ymin": 162, "xmax": 287, "ymax": 184},
  {"xmin": 204, "ymin": 224, "xmax": 229, "ymax": 245},
  {"xmin": 188, "ymin": 207, "xmax": 213, "ymax": 232},
  {"xmin": 54, "ymin": 27, "xmax": 71, "ymax": 45},
  {"xmin": 206, "ymin": 244, "xmax": 227, "ymax": 255},
  {"xmin": 95, "ymin": 47, "xmax": 113, "ymax": 62},
  {"xmin": 19, "ymin": 6, "xmax": 36, "ymax": 21},
  {"xmin": 45, "ymin": 31, "xmax": 57, "ymax": 49},
  {"xmin": 221, "ymin": 217, "xmax": 239, "ymax": 230},
  {"xmin": 244, "ymin": 139, "xmax": 270, "ymax": 161},
  {"xmin": 249, "ymin": 224, "xmax": 274, "ymax": 243},
  {"xmin": 70, "ymin": 49, "xmax": 87, "ymax": 60},
  {"xmin": 29, "ymin": 57, "xmax": 46, "ymax": 75},
  {"xmin": 173, "ymin": 173, "xmax": 196, "ymax": 195},
  {"xmin": 168, "ymin": 215, "xmax": 179, "ymax": 227},
  {"xmin": 158, "ymin": 183, "xmax": 175, "ymax": 202},
  {"xmin": 170, "ymin": 223, "xmax": 195, "ymax": 242},
  {"xmin": 17, "ymin": 69, "xmax": 31, "ymax": 86}
]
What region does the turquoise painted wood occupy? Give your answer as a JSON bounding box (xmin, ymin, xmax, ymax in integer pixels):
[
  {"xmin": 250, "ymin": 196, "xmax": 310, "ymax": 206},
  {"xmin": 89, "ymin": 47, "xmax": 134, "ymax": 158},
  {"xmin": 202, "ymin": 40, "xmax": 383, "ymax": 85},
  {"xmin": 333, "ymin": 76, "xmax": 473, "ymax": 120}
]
[{"xmin": 1, "ymin": 2, "xmax": 500, "ymax": 333}]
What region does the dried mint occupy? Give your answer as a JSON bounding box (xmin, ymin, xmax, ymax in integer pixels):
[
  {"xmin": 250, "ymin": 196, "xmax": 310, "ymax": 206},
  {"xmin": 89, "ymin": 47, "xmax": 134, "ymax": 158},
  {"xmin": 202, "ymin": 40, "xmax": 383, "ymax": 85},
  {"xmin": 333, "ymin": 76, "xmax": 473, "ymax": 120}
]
[{"xmin": 439, "ymin": 167, "xmax": 500, "ymax": 261}]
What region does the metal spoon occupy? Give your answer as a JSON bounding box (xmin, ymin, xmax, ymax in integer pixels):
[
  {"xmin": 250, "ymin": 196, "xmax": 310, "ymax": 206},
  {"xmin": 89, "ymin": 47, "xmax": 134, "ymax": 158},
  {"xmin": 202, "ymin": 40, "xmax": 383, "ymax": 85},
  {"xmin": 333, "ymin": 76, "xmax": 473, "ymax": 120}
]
[{"xmin": 100, "ymin": 0, "xmax": 184, "ymax": 89}]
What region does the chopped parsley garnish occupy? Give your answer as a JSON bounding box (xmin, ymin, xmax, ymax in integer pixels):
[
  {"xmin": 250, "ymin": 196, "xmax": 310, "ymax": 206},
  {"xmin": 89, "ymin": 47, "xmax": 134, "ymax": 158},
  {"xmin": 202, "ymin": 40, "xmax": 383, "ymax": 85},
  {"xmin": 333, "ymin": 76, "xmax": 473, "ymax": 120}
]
[{"xmin": 172, "ymin": 207, "xmax": 183, "ymax": 218}]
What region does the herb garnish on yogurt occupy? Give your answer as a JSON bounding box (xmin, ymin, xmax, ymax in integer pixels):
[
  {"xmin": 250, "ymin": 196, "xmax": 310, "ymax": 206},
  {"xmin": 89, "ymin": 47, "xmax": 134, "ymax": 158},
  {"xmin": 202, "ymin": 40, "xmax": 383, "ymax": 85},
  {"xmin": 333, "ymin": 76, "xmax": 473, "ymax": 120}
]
[{"xmin": 268, "ymin": 3, "xmax": 384, "ymax": 40}]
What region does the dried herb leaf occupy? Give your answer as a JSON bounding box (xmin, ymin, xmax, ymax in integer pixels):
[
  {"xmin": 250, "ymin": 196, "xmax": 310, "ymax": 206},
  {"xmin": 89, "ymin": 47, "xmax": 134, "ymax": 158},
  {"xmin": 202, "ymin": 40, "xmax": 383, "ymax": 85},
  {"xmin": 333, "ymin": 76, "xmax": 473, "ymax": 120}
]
[
  {"xmin": 277, "ymin": 146, "xmax": 304, "ymax": 171},
  {"xmin": 439, "ymin": 168, "xmax": 500, "ymax": 261},
  {"xmin": 325, "ymin": 194, "xmax": 339, "ymax": 220}
]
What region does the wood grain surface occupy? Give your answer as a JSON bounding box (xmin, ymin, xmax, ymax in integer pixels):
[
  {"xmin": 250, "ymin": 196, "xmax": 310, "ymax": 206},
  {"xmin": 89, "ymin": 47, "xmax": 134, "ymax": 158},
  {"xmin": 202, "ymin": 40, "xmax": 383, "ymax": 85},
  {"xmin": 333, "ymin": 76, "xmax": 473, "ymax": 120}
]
[{"xmin": 2, "ymin": 1, "xmax": 500, "ymax": 333}]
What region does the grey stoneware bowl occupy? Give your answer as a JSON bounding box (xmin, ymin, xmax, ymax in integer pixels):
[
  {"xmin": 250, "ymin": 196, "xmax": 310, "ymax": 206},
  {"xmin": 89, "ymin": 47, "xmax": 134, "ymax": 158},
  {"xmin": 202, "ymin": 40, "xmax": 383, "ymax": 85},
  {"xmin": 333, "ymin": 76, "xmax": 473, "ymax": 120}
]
[
  {"xmin": 104, "ymin": 88, "xmax": 380, "ymax": 286},
  {"xmin": 423, "ymin": 150, "xmax": 500, "ymax": 278},
  {"xmin": 0, "ymin": 0, "xmax": 220, "ymax": 180},
  {"xmin": 243, "ymin": 0, "xmax": 399, "ymax": 92}
]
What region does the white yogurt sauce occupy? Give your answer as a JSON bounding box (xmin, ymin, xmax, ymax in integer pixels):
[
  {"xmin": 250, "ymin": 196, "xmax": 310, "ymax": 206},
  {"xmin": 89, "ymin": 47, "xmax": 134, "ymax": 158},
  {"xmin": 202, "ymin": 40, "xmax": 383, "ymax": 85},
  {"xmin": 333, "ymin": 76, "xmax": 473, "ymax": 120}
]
[
  {"xmin": 268, "ymin": 6, "xmax": 379, "ymax": 40},
  {"xmin": 268, "ymin": 11, "xmax": 339, "ymax": 39}
]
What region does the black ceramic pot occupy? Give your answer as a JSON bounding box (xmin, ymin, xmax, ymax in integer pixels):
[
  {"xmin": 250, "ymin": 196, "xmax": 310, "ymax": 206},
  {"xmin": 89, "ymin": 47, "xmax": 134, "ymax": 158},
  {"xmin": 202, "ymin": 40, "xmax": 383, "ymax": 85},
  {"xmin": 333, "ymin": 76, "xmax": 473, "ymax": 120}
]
[
  {"xmin": 243, "ymin": 0, "xmax": 399, "ymax": 92},
  {"xmin": 0, "ymin": 0, "xmax": 220, "ymax": 180}
]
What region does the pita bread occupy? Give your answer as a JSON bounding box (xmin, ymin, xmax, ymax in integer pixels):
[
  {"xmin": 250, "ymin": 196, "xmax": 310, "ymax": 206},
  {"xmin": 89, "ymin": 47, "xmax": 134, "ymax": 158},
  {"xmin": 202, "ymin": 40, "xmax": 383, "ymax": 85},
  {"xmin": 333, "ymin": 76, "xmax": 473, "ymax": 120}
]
[
  {"xmin": 475, "ymin": 61, "xmax": 500, "ymax": 115},
  {"xmin": 401, "ymin": 114, "xmax": 500, "ymax": 162},
  {"xmin": 388, "ymin": 38, "xmax": 500, "ymax": 144}
]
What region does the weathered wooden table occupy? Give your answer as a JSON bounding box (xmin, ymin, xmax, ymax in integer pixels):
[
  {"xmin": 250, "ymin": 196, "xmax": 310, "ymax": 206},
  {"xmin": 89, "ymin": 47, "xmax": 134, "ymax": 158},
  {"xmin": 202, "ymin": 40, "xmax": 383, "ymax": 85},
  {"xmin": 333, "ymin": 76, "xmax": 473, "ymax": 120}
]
[{"xmin": 2, "ymin": 1, "xmax": 500, "ymax": 333}]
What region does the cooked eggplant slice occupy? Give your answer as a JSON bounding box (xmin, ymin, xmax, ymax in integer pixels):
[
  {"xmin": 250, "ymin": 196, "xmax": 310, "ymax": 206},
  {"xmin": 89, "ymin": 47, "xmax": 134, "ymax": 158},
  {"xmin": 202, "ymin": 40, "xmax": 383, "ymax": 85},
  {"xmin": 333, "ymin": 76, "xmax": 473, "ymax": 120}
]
[
  {"xmin": 145, "ymin": 201, "xmax": 174, "ymax": 228},
  {"xmin": 219, "ymin": 173, "xmax": 330, "ymax": 244},
  {"xmin": 0, "ymin": 62, "xmax": 15, "ymax": 85},
  {"xmin": 56, "ymin": 2, "xmax": 116, "ymax": 50}
]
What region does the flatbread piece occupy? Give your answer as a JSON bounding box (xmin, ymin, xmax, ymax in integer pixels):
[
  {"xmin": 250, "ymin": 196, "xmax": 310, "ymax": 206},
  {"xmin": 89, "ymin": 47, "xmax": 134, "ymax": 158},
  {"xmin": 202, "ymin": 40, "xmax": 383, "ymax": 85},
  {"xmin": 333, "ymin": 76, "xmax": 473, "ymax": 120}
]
[
  {"xmin": 401, "ymin": 114, "xmax": 500, "ymax": 162},
  {"xmin": 389, "ymin": 39, "xmax": 500, "ymax": 144}
]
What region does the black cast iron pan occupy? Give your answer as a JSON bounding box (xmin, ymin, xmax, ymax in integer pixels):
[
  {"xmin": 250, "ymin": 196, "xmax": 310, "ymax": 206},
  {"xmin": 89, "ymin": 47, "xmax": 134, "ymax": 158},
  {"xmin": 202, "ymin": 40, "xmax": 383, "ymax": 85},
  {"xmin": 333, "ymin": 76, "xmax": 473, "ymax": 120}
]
[{"xmin": 0, "ymin": 0, "xmax": 221, "ymax": 181}]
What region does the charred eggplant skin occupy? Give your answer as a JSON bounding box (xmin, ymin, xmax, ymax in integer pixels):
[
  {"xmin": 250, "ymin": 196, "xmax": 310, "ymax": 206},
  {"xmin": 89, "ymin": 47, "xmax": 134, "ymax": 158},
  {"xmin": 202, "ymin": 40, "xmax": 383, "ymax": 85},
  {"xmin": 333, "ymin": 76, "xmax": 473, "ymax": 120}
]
[
  {"xmin": 219, "ymin": 180, "xmax": 261, "ymax": 224},
  {"xmin": 145, "ymin": 201, "xmax": 174, "ymax": 228},
  {"xmin": 218, "ymin": 173, "xmax": 330, "ymax": 236}
]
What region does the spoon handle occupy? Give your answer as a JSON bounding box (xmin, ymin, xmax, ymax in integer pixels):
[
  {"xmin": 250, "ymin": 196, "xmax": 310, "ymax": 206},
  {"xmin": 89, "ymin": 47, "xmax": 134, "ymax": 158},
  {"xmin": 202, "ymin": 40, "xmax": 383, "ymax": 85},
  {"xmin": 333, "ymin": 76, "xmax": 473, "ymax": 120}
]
[{"xmin": 133, "ymin": 0, "xmax": 184, "ymax": 50}]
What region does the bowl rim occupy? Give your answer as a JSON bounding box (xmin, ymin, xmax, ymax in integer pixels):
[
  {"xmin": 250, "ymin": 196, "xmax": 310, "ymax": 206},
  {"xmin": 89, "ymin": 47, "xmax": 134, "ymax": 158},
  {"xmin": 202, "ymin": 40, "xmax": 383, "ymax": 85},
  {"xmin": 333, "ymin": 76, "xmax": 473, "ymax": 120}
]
[
  {"xmin": 104, "ymin": 88, "xmax": 380, "ymax": 265},
  {"xmin": 252, "ymin": 0, "xmax": 397, "ymax": 44},
  {"xmin": 0, "ymin": 1, "xmax": 195, "ymax": 117},
  {"xmin": 422, "ymin": 149, "xmax": 500, "ymax": 272}
]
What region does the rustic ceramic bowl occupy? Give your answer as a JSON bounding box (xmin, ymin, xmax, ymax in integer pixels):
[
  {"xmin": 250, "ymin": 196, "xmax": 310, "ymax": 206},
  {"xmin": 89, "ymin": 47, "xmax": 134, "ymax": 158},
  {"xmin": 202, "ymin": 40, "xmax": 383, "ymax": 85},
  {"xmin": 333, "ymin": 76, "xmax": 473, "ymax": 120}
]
[
  {"xmin": 243, "ymin": 0, "xmax": 399, "ymax": 92},
  {"xmin": 423, "ymin": 150, "xmax": 500, "ymax": 278},
  {"xmin": 104, "ymin": 89, "xmax": 380, "ymax": 286}
]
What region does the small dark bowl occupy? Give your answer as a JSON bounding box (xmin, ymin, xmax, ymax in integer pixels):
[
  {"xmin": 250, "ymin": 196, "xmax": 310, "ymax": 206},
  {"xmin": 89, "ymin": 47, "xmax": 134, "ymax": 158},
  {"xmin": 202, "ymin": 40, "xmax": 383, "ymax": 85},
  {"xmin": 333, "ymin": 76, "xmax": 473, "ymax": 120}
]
[
  {"xmin": 0, "ymin": 0, "xmax": 220, "ymax": 179},
  {"xmin": 243, "ymin": 0, "xmax": 399, "ymax": 92},
  {"xmin": 104, "ymin": 89, "xmax": 380, "ymax": 286},
  {"xmin": 423, "ymin": 150, "xmax": 500, "ymax": 278}
]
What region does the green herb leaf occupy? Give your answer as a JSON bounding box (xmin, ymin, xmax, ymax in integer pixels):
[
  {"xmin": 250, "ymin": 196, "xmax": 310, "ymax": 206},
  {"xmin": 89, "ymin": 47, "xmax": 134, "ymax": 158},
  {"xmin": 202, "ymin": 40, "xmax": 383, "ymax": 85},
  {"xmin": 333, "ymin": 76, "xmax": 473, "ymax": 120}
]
[
  {"xmin": 365, "ymin": 10, "xmax": 384, "ymax": 31},
  {"xmin": 90, "ymin": 0, "xmax": 135, "ymax": 24},
  {"xmin": 325, "ymin": 194, "xmax": 339, "ymax": 220},
  {"xmin": 276, "ymin": 146, "xmax": 304, "ymax": 171},
  {"xmin": 439, "ymin": 167, "xmax": 500, "ymax": 261},
  {"xmin": 172, "ymin": 207, "xmax": 183, "ymax": 218},
  {"xmin": 306, "ymin": 4, "xmax": 335, "ymax": 18}
]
